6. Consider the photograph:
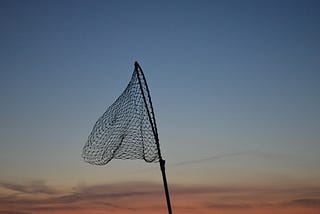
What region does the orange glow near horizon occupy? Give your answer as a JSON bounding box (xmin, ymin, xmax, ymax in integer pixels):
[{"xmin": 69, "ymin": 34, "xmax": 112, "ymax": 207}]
[
  {"xmin": 23, "ymin": 209, "xmax": 320, "ymax": 214},
  {"xmin": 1, "ymin": 181, "xmax": 319, "ymax": 214},
  {"xmin": 1, "ymin": 206, "xmax": 319, "ymax": 214}
]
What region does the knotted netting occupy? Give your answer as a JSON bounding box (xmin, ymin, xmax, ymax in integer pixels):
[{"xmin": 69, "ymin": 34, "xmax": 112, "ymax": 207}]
[{"xmin": 82, "ymin": 65, "xmax": 159, "ymax": 165}]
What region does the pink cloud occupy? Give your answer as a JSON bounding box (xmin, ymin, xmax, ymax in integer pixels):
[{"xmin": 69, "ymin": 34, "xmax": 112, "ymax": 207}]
[{"xmin": 0, "ymin": 180, "xmax": 320, "ymax": 213}]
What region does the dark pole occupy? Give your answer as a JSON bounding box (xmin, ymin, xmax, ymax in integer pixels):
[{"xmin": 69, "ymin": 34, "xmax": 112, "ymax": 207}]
[
  {"xmin": 135, "ymin": 61, "xmax": 173, "ymax": 214},
  {"xmin": 159, "ymin": 159, "xmax": 173, "ymax": 214}
]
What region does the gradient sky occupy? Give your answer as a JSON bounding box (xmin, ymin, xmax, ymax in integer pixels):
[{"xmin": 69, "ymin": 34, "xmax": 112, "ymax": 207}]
[{"xmin": 0, "ymin": 0, "xmax": 320, "ymax": 213}]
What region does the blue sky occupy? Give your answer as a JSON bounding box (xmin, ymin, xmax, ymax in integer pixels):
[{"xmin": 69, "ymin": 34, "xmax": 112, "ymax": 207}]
[{"xmin": 0, "ymin": 0, "xmax": 319, "ymax": 191}]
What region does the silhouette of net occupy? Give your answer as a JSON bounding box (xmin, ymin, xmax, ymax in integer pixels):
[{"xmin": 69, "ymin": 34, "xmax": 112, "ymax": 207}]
[{"xmin": 82, "ymin": 67, "xmax": 159, "ymax": 165}]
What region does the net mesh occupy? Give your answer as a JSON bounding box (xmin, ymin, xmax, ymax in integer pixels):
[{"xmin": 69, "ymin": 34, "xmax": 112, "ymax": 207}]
[{"xmin": 82, "ymin": 66, "xmax": 159, "ymax": 165}]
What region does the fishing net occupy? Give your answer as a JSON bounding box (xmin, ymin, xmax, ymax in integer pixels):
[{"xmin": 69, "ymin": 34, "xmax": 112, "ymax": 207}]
[{"xmin": 82, "ymin": 64, "xmax": 159, "ymax": 165}]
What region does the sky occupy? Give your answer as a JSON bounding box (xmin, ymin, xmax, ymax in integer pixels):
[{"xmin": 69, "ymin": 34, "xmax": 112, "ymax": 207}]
[{"xmin": 0, "ymin": 0, "xmax": 320, "ymax": 213}]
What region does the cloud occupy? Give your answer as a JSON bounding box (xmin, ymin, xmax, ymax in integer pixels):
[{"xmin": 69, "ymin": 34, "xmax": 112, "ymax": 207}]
[
  {"xmin": 0, "ymin": 210, "xmax": 31, "ymax": 214},
  {"xmin": 75, "ymin": 181, "xmax": 162, "ymax": 196},
  {"xmin": 0, "ymin": 212, "xmax": 31, "ymax": 214},
  {"xmin": 287, "ymin": 198, "xmax": 320, "ymax": 208},
  {"xmin": 206, "ymin": 203, "xmax": 252, "ymax": 209},
  {"xmin": 0, "ymin": 181, "xmax": 163, "ymax": 213},
  {"xmin": 0, "ymin": 180, "xmax": 320, "ymax": 213},
  {"xmin": 0, "ymin": 180, "xmax": 58, "ymax": 195},
  {"xmin": 170, "ymin": 150, "xmax": 255, "ymax": 167}
]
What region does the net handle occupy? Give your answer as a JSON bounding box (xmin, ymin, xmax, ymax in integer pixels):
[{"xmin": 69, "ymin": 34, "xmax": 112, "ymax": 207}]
[{"xmin": 134, "ymin": 61, "xmax": 173, "ymax": 214}]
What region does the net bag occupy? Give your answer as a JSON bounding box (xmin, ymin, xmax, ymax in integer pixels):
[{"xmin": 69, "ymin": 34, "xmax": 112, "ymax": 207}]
[{"xmin": 82, "ymin": 66, "xmax": 159, "ymax": 165}]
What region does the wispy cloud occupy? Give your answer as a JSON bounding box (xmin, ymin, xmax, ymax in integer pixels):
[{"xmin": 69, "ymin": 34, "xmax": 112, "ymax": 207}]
[
  {"xmin": 206, "ymin": 203, "xmax": 252, "ymax": 209},
  {"xmin": 286, "ymin": 198, "xmax": 320, "ymax": 208},
  {"xmin": 0, "ymin": 180, "xmax": 58, "ymax": 195},
  {"xmin": 0, "ymin": 212, "xmax": 31, "ymax": 214},
  {"xmin": 170, "ymin": 150, "xmax": 255, "ymax": 167},
  {"xmin": 0, "ymin": 181, "xmax": 320, "ymax": 213}
]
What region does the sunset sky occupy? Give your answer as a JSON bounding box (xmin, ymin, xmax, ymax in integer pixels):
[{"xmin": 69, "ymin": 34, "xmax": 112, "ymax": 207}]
[{"xmin": 0, "ymin": 0, "xmax": 320, "ymax": 213}]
